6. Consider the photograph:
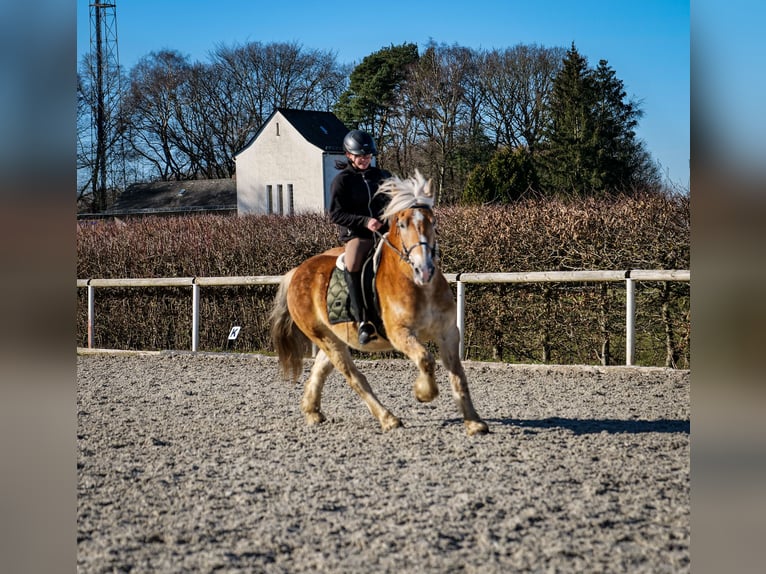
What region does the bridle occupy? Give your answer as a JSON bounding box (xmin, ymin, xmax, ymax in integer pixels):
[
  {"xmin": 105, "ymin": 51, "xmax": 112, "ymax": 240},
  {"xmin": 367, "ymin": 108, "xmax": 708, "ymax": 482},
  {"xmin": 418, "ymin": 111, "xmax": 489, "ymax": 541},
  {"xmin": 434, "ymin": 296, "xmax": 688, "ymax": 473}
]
[{"xmin": 374, "ymin": 204, "xmax": 438, "ymax": 267}]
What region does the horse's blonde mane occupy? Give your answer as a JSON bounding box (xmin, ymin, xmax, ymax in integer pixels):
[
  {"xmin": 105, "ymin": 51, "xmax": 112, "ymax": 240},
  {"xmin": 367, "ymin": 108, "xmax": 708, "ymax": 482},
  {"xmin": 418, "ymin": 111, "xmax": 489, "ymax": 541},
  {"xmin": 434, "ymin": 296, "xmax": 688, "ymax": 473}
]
[{"xmin": 377, "ymin": 170, "xmax": 434, "ymax": 221}]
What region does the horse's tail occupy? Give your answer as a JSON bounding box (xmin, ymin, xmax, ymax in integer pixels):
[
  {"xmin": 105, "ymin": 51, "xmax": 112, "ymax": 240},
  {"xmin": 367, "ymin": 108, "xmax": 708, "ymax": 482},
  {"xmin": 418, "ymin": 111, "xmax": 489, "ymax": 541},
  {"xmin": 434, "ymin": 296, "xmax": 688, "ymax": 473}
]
[{"xmin": 269, "ymin": 268, "xmax": 311, "ymax": 382}]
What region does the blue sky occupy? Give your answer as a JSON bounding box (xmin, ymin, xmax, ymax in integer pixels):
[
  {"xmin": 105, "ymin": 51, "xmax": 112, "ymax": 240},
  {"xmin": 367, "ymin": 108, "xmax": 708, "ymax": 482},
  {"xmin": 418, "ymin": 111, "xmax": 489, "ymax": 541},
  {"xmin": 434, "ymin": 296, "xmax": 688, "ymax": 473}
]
[{"xmin": 77, "ymin": 0, "xmax": 690, "ymax": 188}]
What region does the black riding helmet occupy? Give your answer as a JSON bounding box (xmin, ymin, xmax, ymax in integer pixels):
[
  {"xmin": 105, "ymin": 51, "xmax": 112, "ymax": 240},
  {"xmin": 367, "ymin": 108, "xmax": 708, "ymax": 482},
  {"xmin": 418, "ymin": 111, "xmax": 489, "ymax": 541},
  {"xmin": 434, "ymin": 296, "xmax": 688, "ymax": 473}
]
[{"xmin": 343, "ymin": 129, "xmax": 377, "ymax": 156}]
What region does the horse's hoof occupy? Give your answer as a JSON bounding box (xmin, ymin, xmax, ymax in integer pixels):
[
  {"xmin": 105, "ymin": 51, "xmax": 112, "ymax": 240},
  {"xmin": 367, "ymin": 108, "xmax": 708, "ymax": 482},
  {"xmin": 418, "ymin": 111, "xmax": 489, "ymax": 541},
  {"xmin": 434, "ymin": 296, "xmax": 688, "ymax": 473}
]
[
  {"xmin": 414, "ymin": 385, "xmax": 438, "ymax": 403},
  {"xmin": 305, "ymin": 411, "xmax": 326, "ymax": 425},
  {"xmin": 381, "ymin": 414, "xmax": 403, "ymax": 431},
  {"xmin": 465, "ymin": 420, "xmax": 489, "ymax": 436},
  {"xmin": 414, "ymin": 375, "xmax": 438, "ymax": 403}
]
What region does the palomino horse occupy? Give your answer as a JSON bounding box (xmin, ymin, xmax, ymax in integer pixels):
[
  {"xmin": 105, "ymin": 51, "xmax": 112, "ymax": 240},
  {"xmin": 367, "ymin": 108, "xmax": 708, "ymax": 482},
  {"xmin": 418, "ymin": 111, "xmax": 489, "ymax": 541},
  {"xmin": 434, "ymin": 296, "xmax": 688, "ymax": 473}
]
[{"xmin": 270, "ymin": 171, "xmax": 488, "ymax": 436}]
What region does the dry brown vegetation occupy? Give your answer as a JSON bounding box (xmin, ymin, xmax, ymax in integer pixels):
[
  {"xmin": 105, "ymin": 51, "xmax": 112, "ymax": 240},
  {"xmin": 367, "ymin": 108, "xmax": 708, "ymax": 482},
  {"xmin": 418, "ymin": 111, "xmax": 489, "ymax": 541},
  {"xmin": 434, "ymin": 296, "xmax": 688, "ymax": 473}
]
[{"xmin": 76, "ymin": 193, "xmax": 689, "ymax": 366}]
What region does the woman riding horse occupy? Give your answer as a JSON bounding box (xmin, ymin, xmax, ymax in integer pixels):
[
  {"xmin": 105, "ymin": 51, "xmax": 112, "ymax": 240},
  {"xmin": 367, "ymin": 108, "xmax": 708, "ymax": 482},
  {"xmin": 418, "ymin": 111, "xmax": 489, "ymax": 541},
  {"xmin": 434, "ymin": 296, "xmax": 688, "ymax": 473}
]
[
  {"xmin": 328, "ymin": 130, "xmax": 391, "ymax": 345},
  {"xmin": 271, "ymin": 171, "xmax": 488, "ymax": 436}
]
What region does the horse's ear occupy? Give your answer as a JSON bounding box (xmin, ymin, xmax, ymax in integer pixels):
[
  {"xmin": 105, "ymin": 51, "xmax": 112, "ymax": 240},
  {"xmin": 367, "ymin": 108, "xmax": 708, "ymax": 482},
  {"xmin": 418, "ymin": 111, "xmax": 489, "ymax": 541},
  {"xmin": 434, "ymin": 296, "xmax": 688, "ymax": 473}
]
[{"xmin": 424, "ymin": 178, "xmax": 434, "ymax": 198}]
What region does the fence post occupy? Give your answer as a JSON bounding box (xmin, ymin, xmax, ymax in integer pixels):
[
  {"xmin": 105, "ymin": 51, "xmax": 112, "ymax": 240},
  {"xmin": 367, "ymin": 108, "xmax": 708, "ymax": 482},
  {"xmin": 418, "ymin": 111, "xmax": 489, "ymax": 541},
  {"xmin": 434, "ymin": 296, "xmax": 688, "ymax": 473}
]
[
  {"xmin": 192, "ymin": 281, "xmax": 200, "ymax": 352},
  {"xmin": 625, "ymin": 275, "xmax": 635, "ymax": 366},
  {"xmin": 87, "ymin": 282, "xmax": 95, "ymax": 349},
  {"xmin": 456, "ymin": 278, "xmax": 465, "ymax": 360}
]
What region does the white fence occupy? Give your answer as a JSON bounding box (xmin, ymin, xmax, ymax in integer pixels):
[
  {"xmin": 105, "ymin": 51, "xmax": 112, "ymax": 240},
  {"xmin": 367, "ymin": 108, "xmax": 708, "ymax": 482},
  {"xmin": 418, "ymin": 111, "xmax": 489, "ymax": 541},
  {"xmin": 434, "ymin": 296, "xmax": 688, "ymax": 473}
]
[{"xmin": 77, "ymin": 269, "xmax": 690, "ymax": 366}]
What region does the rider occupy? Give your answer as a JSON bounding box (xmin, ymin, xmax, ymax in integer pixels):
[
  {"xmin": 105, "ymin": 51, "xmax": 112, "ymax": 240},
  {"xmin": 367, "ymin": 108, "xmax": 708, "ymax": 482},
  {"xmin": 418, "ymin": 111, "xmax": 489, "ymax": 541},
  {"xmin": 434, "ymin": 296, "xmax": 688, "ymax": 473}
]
[{"xmin": 329, "ymin": 129, "xmax": 391, "ymax": 345}]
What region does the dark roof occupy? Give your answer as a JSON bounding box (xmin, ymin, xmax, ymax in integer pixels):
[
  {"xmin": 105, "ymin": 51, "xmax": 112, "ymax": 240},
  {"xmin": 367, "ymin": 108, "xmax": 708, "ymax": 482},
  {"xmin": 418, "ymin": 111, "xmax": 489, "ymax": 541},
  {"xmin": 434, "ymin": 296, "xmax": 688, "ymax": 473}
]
[
  {"xmin": 85, "ymin": 179, "xmax": 236, "ymax": 218},
  {"xmin": 277, "ymin": 108, "xmax": 349, "ymax": 152},
  {"xmin": 236, "ymin": 108, "xmax": 350, "ymax": 156}
]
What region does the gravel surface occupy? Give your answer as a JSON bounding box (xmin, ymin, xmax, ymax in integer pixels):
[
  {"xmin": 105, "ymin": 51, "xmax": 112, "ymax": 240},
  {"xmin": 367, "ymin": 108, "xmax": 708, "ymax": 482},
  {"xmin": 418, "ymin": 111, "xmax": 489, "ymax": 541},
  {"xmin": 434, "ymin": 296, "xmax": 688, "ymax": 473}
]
[{"xmin": 77, "ymin": 350, "xmax": 689, "ymax": 573}]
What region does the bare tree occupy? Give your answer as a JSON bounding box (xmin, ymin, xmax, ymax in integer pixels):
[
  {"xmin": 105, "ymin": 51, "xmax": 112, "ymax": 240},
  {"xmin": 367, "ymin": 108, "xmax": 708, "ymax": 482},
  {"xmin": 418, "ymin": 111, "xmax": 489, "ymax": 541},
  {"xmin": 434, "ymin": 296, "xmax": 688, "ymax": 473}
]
[
  {"xmin": 380, "ymin": 101, "xmax": 420, "ymax": 178},
  {"xmin": 170, "ymin": 63, "xmax": 226, "ymax": 178},
  {"xmin": 185, "ymin": 62, "xmax": 247, "ymax": 178},
  {"xmin": 212, "ymin": 41, "xmax": 346, "ymax": 128},
  {"xmin": 77, "ymin": 54, "xmax": 126, "ymax": 211},
  {"xmin": 117, "ymin": 42, "xmax": 345, "ymax": 184},
  {"xmin": 261, "ymin": 42, "xmax": 346, "ymax": 110},
  {"xmin": 77, "ymin": 72, "xmax": 96, "ymax": 206},
  {"xmin": 123, "ymin": 50, "xmax": 193, "ymax": 181},
  {"xmin": 480, "ymin": 44, "xmax": 565, "ymax": 152},
  {"xmin": 404, "ymin": 42, "xmax": 479, "ymax": 204}
]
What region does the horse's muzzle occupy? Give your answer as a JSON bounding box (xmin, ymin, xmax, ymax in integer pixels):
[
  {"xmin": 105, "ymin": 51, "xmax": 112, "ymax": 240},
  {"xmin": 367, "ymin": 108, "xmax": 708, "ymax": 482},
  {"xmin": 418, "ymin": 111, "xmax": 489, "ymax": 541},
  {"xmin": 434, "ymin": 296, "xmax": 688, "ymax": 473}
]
[{"xmin": 414, "ymin": 261, "xmax": 435, "ymax": 285}]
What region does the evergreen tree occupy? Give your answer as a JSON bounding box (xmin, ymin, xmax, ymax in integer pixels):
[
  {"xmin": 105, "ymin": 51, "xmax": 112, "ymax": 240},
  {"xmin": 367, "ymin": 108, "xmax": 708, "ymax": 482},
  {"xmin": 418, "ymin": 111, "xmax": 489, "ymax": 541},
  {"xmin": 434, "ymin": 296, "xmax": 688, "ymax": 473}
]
[
  {"xmin": 463, "ymin": 146, "xmax": 539, "ymax": 204},
  {"xmin": 592, "ymin": 58, "xmax": 642, "ymax": 191},
  {"xmin": 540, "ymin": 43, "xmax": 659, "ymax": 197},
  {"xmin": 333, "ymin": 43, "xmax": 419, "ymax": 143},
  {"xmin": 451, "ymin": 124, "xmax": 495, "ymax": 196},
  {"xmin": 593, "ymin": 58, "xmax": 661, "ymax": 192},
  {"xmin": 540, "ymin": 43, "xmax": 595, "ymax": 196}
]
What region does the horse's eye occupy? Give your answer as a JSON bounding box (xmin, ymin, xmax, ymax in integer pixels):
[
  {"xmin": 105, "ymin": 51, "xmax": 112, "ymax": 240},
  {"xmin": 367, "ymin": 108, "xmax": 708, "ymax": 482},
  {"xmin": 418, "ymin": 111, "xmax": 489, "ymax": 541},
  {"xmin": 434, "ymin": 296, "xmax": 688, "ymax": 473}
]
[{"xmin": 398, "ymin": 220, "xmax": 407, "ymax": 229}]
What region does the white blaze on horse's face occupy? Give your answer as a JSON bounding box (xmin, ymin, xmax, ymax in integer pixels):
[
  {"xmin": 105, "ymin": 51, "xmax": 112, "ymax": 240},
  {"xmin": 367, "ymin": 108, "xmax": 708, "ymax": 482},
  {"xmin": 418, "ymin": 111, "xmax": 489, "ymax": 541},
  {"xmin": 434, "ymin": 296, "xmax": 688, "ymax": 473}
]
[{"xmin": 397, "ymin": 208, "xmax": 436, "ymax": 286}]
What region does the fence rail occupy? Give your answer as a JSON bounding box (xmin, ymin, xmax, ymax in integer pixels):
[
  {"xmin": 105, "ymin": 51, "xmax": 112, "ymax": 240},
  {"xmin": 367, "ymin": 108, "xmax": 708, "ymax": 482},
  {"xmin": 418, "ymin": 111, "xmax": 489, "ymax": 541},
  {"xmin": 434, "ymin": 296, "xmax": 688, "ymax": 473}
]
[{"xmin": 77, "ymin": 269, "xmax": 690, "ymax": 365}]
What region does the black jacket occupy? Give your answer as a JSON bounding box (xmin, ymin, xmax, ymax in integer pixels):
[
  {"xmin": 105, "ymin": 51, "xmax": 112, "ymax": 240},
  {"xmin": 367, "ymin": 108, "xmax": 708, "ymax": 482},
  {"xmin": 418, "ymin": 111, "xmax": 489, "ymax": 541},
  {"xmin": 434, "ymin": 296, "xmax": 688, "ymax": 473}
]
[{"xmin": 329, "ymin": 163, "xmax": 391, "ymax": 242}]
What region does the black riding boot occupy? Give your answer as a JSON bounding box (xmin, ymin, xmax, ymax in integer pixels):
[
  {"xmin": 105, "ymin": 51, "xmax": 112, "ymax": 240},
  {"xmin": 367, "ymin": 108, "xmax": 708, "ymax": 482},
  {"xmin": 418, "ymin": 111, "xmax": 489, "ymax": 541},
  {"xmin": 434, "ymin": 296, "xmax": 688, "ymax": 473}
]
[{"xmin": 344, "ymin": 269, "xmax": 375, "ymax": 344}]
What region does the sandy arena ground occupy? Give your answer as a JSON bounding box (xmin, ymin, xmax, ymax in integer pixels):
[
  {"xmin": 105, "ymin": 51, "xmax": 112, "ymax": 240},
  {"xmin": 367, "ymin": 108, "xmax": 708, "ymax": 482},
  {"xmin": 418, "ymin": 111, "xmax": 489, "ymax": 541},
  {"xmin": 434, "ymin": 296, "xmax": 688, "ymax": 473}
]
[{"xmin": 77, "ymin": 350, "xmax": 689, "ymax": 573}]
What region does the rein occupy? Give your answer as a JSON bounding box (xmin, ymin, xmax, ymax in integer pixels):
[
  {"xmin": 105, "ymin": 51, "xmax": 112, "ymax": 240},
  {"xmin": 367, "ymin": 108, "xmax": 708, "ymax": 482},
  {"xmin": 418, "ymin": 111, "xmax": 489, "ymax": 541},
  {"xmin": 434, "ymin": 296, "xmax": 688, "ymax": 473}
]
[{"xmin": 373, "ymin": 229, "xmax": 409, "ymax": 262}]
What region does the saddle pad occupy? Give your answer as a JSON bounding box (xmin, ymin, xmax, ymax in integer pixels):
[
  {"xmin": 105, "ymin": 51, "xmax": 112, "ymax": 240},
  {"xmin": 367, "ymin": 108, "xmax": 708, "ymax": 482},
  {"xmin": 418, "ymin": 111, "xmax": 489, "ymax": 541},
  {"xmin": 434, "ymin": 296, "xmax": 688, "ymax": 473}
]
[
  {"xmin": 326, "ymin": 247, "xmax": 387, "ymax": 340},
  {"xmin": 327, "ymin": 267, "xmax": 352, "ymax": 324}
]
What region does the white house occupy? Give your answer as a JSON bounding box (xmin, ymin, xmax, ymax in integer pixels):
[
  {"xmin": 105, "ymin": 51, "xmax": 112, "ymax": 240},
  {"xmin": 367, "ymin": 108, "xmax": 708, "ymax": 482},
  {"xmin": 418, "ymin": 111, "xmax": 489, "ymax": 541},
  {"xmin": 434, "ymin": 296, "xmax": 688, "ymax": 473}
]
[{"xmin": 234, "ymin": 108, "xmax": 350, "ymax": 215}]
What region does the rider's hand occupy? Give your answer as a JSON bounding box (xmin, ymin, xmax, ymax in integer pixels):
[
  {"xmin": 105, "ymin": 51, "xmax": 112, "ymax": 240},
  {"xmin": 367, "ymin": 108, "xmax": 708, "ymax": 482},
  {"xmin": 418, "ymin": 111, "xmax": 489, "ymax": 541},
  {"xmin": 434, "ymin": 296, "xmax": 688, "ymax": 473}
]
[{"xmin": 367, "ymin": 218, "xmax": 383, "ymax": 232}]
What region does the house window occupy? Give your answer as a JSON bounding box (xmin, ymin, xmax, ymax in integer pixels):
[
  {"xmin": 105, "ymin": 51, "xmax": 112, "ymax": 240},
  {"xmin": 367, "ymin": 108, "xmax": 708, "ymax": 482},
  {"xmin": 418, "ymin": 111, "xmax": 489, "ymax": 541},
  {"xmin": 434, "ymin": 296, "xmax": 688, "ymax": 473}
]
[
  {"xmin": 277, "ymin": 184, "xmax": 284, "ymax": 215},
  {"xmin": 287, "ymin": 184, "xmax": 294, "ymax": 215},
  {"xmin": 266, "ymin": 185, "xmax": 273, "ymax": 214},
  {"xmin": 276, "ymin": 122, "xmax": 280, "ymax": 136}
]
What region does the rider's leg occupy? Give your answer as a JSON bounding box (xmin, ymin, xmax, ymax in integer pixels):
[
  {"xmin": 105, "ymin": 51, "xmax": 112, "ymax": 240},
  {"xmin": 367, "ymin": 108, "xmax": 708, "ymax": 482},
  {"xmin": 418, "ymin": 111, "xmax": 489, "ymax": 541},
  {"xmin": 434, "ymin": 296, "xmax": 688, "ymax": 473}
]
[{"xmin": 344, "ymin": 238, "xmax": 375, "ymax": 344}]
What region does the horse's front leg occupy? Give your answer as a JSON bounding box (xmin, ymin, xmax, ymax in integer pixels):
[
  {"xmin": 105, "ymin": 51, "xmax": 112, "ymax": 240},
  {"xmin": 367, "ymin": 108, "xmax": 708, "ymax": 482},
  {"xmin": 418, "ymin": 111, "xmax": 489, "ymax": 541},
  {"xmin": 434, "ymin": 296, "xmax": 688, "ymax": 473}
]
[
  {"xmin": 387, "ymin": 326, "xmax": 439, "ymax": 403},
  {"xmin": 438, "ymin": 325, "xmax": 489, "ymax": 436}
]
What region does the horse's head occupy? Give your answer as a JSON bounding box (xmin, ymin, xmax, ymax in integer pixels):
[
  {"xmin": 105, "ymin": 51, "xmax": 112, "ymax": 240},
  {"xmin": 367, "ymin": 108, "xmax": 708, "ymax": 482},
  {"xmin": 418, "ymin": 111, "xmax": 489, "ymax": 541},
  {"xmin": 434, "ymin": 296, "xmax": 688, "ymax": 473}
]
[{"xmin": 377, "ymin": 171, "xmax": 437, "ymax": 286}]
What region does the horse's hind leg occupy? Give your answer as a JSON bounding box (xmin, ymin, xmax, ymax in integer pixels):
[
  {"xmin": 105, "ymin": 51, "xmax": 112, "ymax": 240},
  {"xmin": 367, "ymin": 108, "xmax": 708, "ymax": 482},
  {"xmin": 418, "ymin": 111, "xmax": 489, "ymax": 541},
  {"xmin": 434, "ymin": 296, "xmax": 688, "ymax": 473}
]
[
  {"xmin": 323, "ymin": 342, "xmax": 402, "ymax": 431},
  {"xmin": 438, "ymin": 326, "xmax": 489, "ymax": 436},
  {"xmin": 302, "ymin": 349, "xmax": 333, "ymax": 425}
]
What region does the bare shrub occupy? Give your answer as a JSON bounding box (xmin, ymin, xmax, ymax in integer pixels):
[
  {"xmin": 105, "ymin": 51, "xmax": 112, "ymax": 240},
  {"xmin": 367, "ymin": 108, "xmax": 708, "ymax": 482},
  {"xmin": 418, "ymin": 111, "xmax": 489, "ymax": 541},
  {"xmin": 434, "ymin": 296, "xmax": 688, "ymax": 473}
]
[{"xmin": 77, "ymin": 195, "xmax": 689, "ymax": 366}]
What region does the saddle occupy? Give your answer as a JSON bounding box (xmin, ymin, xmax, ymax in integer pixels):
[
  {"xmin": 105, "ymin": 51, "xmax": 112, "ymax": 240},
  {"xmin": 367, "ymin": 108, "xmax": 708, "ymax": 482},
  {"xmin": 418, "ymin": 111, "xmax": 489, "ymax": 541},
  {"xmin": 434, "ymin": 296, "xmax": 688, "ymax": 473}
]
[{"xmin": 326, "ymin": 242, "xmax": 387, "ymax": 340}]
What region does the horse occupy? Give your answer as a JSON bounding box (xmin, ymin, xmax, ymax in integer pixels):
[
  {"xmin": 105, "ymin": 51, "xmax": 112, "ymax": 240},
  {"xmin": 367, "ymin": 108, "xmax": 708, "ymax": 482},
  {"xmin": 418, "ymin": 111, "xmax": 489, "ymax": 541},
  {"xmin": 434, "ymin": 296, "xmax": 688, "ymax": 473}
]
[{"xmin": 269, "ymin": 171, "xmax": 488, "ymax": 436}]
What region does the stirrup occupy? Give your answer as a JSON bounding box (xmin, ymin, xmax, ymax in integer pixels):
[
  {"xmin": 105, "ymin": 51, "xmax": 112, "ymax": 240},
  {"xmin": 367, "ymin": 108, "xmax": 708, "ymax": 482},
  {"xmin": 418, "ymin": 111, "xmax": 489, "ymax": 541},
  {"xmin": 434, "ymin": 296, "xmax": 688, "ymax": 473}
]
[{"xmin": 358, "ymin": 321, "xmax": 377, "ymax": 345}]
